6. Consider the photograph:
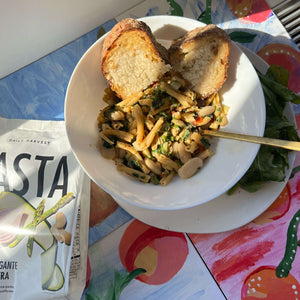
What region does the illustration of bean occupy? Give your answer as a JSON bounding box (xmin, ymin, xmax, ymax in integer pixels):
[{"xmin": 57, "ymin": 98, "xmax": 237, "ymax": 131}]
[
  {"xmin": 276, "ymin": 209, "xmax": 300, "ymax": 278},
  {"xmin": 9, "ymin": 193, "xmax": 75, "ymax": 248}
]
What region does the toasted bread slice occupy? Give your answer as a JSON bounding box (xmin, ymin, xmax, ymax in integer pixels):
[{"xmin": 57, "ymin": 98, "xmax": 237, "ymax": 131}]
[
  {"xmin": 101, "ymin": 18, "xmax": 171, "ymax": 100},
  {"xmin": 169, "ymin": 24, "xmax": 231, "ymax": 99}
]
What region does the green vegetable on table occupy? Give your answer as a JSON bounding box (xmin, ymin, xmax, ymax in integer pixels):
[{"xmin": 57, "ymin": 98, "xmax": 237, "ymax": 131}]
[
  {"xmin": 228, "ymin": 65, "xmax": 300, "ymax": 194},
  {"xmin": 86, "ymin": 268, "xmax": 146, "ymax": 300}
]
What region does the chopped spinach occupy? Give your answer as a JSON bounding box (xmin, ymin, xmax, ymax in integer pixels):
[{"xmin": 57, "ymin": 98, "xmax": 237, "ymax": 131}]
[
  {"xmin": 102, "ymin": 135, "xmax": 118, "ymax": 148},
  {"xmin": 150, "ymin": 174, "xmax": 160, "ymax": 185},
  {"xmin": 201, "ymin": 137, "xmax": 211, "ymax": 149},
  {"xmin": 162, "ymin": 132, "xmax": 174, "ymax": 142},
  {"xmin": 149, "ymin": 87, "xmax": 167, "ymax": 109},
  {"xmin": 153, "ymin": 143, "xmax": 170, "ymax": 156},
  {"xmin": 182, "ymin": 129, "xmax": 190, "ymax": 142},
  {"xmin": 125, "ymin": 158, "xmax": 142, "ymax": 172},
  {"xmin": 103, "ymin": 105, "xmax": 116, "ymax": 119}
]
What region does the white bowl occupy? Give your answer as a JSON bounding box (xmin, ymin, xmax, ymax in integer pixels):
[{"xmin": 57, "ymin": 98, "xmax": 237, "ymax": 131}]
[{"xmin": 65, "ymin": 15, "xmax": 265, "ymax": 211}]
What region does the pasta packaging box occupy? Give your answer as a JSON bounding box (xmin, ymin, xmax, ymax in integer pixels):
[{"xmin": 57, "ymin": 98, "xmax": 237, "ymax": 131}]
[{"xmin": 0, "ymin": 118, "xmax": 90, "ymax": 299}]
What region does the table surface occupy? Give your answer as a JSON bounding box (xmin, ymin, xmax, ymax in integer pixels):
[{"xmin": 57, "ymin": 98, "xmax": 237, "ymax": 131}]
[{"xmin": 1, "ymin": 1, "xmax": 300, "ymax": 299}]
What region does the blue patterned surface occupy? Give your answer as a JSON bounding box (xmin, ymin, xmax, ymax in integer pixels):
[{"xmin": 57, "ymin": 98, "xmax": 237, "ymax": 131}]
[{"xmin": 0, "ymin": 19, "xmax": 116, "ymax": 120}]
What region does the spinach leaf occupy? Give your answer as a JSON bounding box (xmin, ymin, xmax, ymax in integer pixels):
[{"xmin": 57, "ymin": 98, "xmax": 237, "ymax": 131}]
[
  {"xmin": 229, "ymin": 65, "xmax": 299, "ymax": 194},
  {"xmin": 258, "ymin": 71, "xmax": 300, "ymax": 104}
]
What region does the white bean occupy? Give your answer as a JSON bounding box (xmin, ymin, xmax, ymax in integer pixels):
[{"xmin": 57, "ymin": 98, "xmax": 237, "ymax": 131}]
[
  {"xmin": 110, "ymin": 111, "xmax": 125, "ymax": 121},
  {"xmin": 144, "ymin": 157, "xmax": 162, "ymax": 175},
  {"xmin": 178, "ymin": 157, "xmax": 203, "ymax": 179},
  {"xmin": 198, "ymin": 106, "xmax": 215, "ymax": 116}
]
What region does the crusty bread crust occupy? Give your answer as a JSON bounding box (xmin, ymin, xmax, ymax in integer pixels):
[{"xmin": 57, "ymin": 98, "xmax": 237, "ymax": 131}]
[
  {"xmin": 102, "ymin": 18, "xmax": 170, "ymax": 65},
  {"xmin": 101, "ymin": 18, "xmax": 171, "ymax": 100},
  {"xmin": 169, "ymin": 24, "xmax": 231, "ymax": 99}
]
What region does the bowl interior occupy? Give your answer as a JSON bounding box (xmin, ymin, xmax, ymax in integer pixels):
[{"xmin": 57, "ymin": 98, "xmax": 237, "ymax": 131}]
[{"xmin": 65, "ymin": 15, "xmax": 265, "ymax": 210}]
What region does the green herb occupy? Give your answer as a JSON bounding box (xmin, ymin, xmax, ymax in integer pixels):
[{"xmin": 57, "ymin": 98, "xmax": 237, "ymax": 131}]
[
  {"xmin": 229, "ymin": 65, "xmax": 300, "ymax": 194},
  {"xmin": 150, "ymin": 174, "xmax": 160, "ymax": 185},
  {"xmin": 103, "ymin": 106, "xmax": 116, "ymax": 119},
  {"xmin": 173, "ymin": 123, "xmax": 183, "ymax": 130},
  {"xmin": 126, "ymin": 159, "xmax": 142, "ymax": 172},
  {"xmin": 121, "ymin": 119, "xmax": 129, "ymax": 131},
  {"xmin": 182, "ymin": 130, "xmax": 190, "ymax": 142},
  {"xmin": 159, "ymin": 111, "xmax": 171, "ymax": 121},
  {"xmin": 162, "ymin": 132, "xmax": 174, "ymax": 143},
  {"xmin": 102, "ymin": 135, "xmax": 117, "ymax": 149},
  {"xmin": 201, "ymin": 137, "xmax": 210, "ymax": 149},
  {"xmin": 153, "ymin": 143, "xmax": 170, "ymax": 156},
  {"xmin": 216, "ymin": 116, "xmax": 222, "ymax": 123},
  {"xmin": 149, "ymin": 87, "xmax": 167, "ymax": 109}
]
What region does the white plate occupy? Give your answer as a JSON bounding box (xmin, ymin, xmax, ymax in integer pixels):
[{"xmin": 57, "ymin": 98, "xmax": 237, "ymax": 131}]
[
  {"xmin": 65, "ymin": 16, "xmax": 265, "ymax": 210},
  {"xmin": 116, "ymin": 46, "xmax": 296, "ymax": 233}
]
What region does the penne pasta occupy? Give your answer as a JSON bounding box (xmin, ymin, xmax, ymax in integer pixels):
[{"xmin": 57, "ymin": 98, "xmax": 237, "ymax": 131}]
[
  {"xmin": 154, "ymin": 154, "xmax": 180, "ymax": 172},
  {"xmin": 97, "ymin": 71, "xmax": 228, "ymax": 186},
  {"xmin": 116, "ymin": 91, "xmax": 143, "ymax": 109},
  {"xmin": 160, "ymin": 171, "xmax": 175, "ymax": 186},
  {"xmin": 102, "ymin": 128, "xmax": 134, "ymax": 142},
  {"xmin": 132, "ymin": 104, "xmax": 145, "ymax": 143},
  {"xmin": 116, "ymin": 162, "xmax": 151, "ymax": 183},
  {"xmin": 134, "ymin": 117, "xmax": 164, "ymax": 151},
  {"xmin": 116, "ymin": 141, "xmax": 143, "ymax": 161},
  {"xmin": 160, "ymin": 82, "xmax": 195, "ymax": 108}
]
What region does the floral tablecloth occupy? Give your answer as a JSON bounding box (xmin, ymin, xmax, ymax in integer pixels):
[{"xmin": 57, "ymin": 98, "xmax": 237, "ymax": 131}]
[{"xmin": 1, "ymin": 0, "xmax": 300, "ymax": 299}]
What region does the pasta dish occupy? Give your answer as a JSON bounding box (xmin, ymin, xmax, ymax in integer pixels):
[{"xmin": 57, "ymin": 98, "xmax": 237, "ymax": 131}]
[{"xmin": 97, "ymin": 72, "xmax": 228, "ymax": 185}]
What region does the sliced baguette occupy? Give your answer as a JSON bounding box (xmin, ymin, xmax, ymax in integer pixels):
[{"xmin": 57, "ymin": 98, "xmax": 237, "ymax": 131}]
[
  {"xmin": 169, "ymin": 24, "xmax": 231, "ymax": 99},
  {"xmin": 101, "ymin": 18, "xmax": 171, "ymax": 100}
]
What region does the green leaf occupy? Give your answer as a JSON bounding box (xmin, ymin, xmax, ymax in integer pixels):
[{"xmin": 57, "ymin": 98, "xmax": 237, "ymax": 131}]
[
  {"xmin": 114, "ymin": 268, "xmax": 146, "ymax": 299},
  {"xmin": 167, "ymin": 0, "xmax": 183, "ymax": 16},
  {"xmin": 198, "ymin": 0, "xmax": 212, "ymax": 24},
  {"xmin": 97, "ymin": 27, "xmax": 106, "ymax": 39},
  {"xmin": 104, "ymin": 268, "xmax": 146, "ymax": 300},
  {"xmin": 229, "ymin": 65, "xmax": 300, "ymax": 194},
  {"xmin": 258, "ymin": 72, "xmax": 300, "ymax": 104},
  {"xmin": 290, "ymin": 166, "xmax": 300, "ymax": 179},
  {"xmin": 229, "ymin": 31, "xmax": 256, "ymax": 43},
  {"xmin": 267, "ymin": 65, "xmax": 289, "ymax": 87}
]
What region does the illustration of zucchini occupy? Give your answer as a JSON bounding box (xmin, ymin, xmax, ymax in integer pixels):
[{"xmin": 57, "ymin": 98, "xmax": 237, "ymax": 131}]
[
  {"xmin": 276, "ymin": 209, "xmax": 300, "ymax": 278},
  {"xmin": 0, "ymin": 191, "xmax": 75, "ymax": 292},
  {"xmin": 41, "ymin": 240, "xmax": 65, "ymax": 290}
]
